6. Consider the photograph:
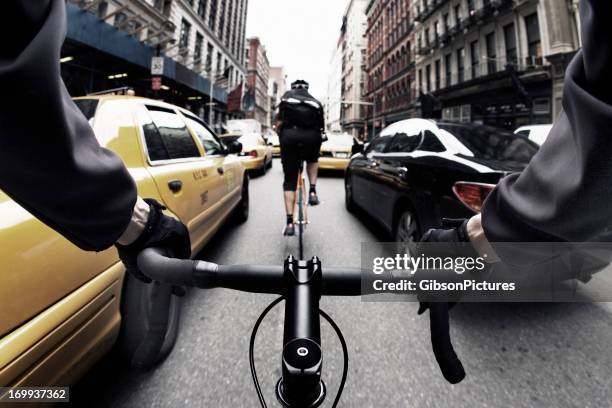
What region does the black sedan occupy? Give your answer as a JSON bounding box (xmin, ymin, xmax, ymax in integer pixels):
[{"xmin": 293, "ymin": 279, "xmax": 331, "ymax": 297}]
[{"xmin": 345, "ymin": 119, "xmax": 539, "ymax": 244}]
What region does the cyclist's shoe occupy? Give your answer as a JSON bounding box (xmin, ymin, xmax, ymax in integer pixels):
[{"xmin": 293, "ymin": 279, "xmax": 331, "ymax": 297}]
[
  {"xmin": 308, "ymin": 192, "xmax": 320, "ymax": 206},
  {"xmin": 283, "ymin": 223, "xmax": 295, "ymax": 236}
]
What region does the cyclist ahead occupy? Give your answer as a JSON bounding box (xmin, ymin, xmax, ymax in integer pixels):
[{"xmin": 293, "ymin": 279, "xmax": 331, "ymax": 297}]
[{"xmin": 276, "ymin": 80, "xmax": 325, "ymax": 236}]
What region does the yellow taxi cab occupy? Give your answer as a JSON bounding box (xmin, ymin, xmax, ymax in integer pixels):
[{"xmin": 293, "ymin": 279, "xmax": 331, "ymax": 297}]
[
  {"xmin": 219, "ymin": 132, "xmax": 273, "ymax": 175},
  {"xmin": 265, "ymin": 130, "xmax": 281, "ymax": 157},
  {"xmin": 0, "ymin": 95, "xmax": 249, "ymax": 389},
  {"xmin": 319, "ymin": 133, "xmax": 357, "ymax": 171}
]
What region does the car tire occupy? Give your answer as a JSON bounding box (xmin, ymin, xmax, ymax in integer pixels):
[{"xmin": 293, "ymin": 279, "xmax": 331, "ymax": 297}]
[
  {"xmin": 267, "ymin": 157, "xmax": 273, "ymax": 169},
  {"xmin": 394, "ymin": 209, "xmax": 420, "ymax": 255},
  {"xmin": 233, "ymin": 176, "xmax": 249, "ymax": 223},
  {"xmin": 119, "ymin": 273, "xmax": 181, "ymax": 370},
  {"xmin": 345, "ymin": 173, "xmax": 356, "ymax": 212}
]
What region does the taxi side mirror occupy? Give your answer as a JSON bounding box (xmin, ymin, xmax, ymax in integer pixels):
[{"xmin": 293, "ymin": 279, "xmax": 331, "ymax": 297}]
[{"xmin": 225, "ymin": 140, "xmax": 243, "ymax": 154}]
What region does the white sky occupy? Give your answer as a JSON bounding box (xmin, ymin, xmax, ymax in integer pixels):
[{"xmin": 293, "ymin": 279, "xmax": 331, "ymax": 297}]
[{"xmin": 245, "ymin": 0, "xmax": 348, "ymax": 101}]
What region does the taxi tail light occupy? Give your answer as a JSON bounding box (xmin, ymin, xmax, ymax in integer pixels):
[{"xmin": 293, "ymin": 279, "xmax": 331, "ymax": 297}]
[
  {"xmin": 249, "ymin": 150, "xmax": 258, "ymax": 158},
  {"xmin": 452, "ymin": 182, "xmax": 496, "ymax": 213}
]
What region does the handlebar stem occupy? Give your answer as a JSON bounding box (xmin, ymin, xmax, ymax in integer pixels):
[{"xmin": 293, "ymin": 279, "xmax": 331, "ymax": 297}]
[{"xmin": 277, "ymin": 255, "xmax": 326, "ymax": 408}]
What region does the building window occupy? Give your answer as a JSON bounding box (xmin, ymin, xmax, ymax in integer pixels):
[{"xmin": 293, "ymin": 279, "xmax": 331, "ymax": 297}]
[
  {"xmin": 206, "ymin": 44, "xmax": 214, "ymax": 70},
  {"xmin": 445, "ymin": 53, "xmax": 452, "ymax": 87},
  {"xmin": 470, "ymin": 40, "xmax": 479, "ymax": 79},
  {"xmin": 467, "ymin": 0, "xmax": 475, "ymax": 15},
  {"xmin": 486, "ymin": 32, "xmax": 496, "ymax": 74},
  {"xmin": 457, "ymin": 47, "xmax": 465, "ymax": 83},
  {"xmin": 454, "ymin": 4, "xmax": 461, "ymax": 26},
  {"xmin": 197, "ymin": 0, "xmax": 207, "ymax": 19},
  {"xmin": 426, "ymin": 64, "xmax": 431, "ymax": 92},
  {"xmin": 435, "ymin": 60, "xmax": 441, "ymax": 90},
  {"xmin": 179, "ymin": 19, "xmax": 191, "ymax": 54},
  {"xmin": 114, "ymin": 12, "xmax": 127, "ymax": 28},
  {"xmin": 209, "ymin": 0, "xmax": 218, "ymax": 31},
  {"xmin": 97, "ymin": 1, "xmax": 108, "ymax": 18},
  {"xmin": 154, "ymin": 0, "xmax": 171, "ymax": 16},
  {"xmin": 194, "ymin": 32, "xmax": 204, "ymax": 64},
  {"xmin": 443, "ymin": 13, "xmax": 449, "ymax": 33},
  {"xmin": 418, "ymin": 69, "xmax": 423, "ymax": 93},
  {"xmin": 216, "ymin": 51, "xmax": 222, "ymax": 72},
  {"xmin": 504, "ymin": 23, "xmax": 517, "ymax": 66},
  {"xmin": 218, "ymin": 0, "xmax": 226, "ymax": 39},
  {"xmin": 525, "ymin": 13, "xmax": 542, "ymax": 65}
]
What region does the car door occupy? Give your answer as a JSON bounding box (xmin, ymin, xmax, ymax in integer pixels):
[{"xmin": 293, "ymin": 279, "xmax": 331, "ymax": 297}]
[
  {"xmin": 370, "ymin": 131, "xmax": 422, "ymax": 228},
  {"xmin": 181, "ymin": 111, "xmax": 243, "ymax": 229},
  {"xmin": 135, "ymin": 103, "xmax": 224, "ymax": 251},
  {"xmin": 350, "ymin": 134, "xmax": 393, "ymax": 211}
]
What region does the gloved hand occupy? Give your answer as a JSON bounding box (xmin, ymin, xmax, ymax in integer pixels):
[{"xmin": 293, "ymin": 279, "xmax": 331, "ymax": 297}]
[
  {"xmin": 417, "ymin": 218, "xmax": 475, "ymax": 312},
  {"xmin": 116, "ymin": 198, "xmax": 191, "ymax": 283}
]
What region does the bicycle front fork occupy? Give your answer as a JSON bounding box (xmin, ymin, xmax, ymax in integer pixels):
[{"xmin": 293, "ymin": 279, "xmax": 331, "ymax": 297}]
[{"xmin": 275, "ymin": 255, "xmax": 326, "ymax": 408}]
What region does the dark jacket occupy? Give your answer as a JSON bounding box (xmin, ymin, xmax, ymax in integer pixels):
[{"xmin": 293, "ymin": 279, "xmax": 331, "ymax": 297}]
[
  {"xmin": 277, "ymin": 88, "xmax": 325, "ymax": 132},
  {"xmin": 482, "ymin": 1, "xmax": 612, "ymax": 260},
  {"xmin": 0, "ymin": 1, "xmax": 137, "ymax": 251}
]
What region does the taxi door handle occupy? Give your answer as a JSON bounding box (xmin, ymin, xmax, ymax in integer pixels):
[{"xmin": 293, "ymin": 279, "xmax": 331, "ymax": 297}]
[
  {"xmin": 168, "ymin": 179, "xmax": 182, "ymax": 193},
  {"xmin": 217, "ymin": 167, "xmax": 225, "ymax": 175}
]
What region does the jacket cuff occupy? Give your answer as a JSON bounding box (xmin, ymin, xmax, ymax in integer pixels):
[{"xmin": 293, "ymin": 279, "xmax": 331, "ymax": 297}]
[
  {"xmin": 116, "ymin": 197, "xmax": 150, "ymax": 245},
  {"xmin": 467, "ymin": 214, "xmax": 500, "ymax": 263}
]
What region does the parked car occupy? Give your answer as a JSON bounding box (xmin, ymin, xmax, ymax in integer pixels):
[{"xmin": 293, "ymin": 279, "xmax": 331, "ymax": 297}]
[
  {"xmin": 222, "ymin": 119, "xmax": 273, "ymax": 174},
  {"xmin": 345, "ymin": 119, "xmax": 538, "ymax": 245},
  {"xmin": 0, "ymin": 95, "xmax": 249, "ymax": 388},
  {"xmin": 319, "ymin": 133, "xmax": 359, "ymax": 171},
  {"xmin": 514, "ymin": 124, "xmax": 552, "ymax": 145},
  {"xmin": 219, "ymin": 132, "xmax": 273, "ymax": 174},
  {"xmin": 265, "ymin": 130, "xmax": 281, "ymax": 157}
]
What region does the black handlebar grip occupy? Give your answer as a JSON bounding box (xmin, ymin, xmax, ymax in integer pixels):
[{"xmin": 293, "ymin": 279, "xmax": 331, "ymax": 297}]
[
  {"xmin": 137, "ymin": 248, "xmax": 200, "ymax": 286},
  {"xmin": 428, "ymin": 302, "xmax": 466, "ymax": 384}
]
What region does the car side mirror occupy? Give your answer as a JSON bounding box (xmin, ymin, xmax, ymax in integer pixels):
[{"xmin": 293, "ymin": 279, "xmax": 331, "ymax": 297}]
[
  {"xmin": 225, "ymin": 140, "xmax": 243, "ymax": 154},
  {"xmin": 351, "ymin": 142, "xmax": 365, "ymax": 156}
]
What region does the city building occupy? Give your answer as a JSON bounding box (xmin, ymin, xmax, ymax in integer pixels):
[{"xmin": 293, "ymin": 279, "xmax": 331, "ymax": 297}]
[
  {"xmin": 364, "ymin": 0, "xmax": 417, "ymax": 138},
  {"xmin": 413, "ymin": 0, "xmax": 581, "ymax": 129},
  {"xmin": 245, "ymin": 37, "xmax": 270, "ymax": 128},
  {"xmin": 340, "ymin": 0, "xmax": 369, "ymax": 138},
  {"xmin": 326, "ymin": 34, "xmax": 344, "ymax": 133},
  {"xmin": 62, "ymin": 0, "xmax": 248, "ymax": 130},
  {"xmin": 268, "ymin": 66, "xmax": 287, "ymax": 130}
]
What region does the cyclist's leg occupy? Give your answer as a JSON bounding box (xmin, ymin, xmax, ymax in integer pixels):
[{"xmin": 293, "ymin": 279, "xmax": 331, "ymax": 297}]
[
  {"xmin": 280, "ymin": 130, "xmax": 300, "ymax": 235},
  {"xmin": 303, "ymin": 130, "xmax": 322, "ymax": 205}
]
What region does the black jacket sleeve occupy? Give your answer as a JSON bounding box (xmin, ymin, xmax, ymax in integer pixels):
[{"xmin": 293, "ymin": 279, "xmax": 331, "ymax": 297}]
[
  {"xmin": 481, "ymin": 1, "xmax": 612, "ymax": 257},
  {"xmin": 0, "ymin": 0, "xmax": 137, "ymax": 251}
]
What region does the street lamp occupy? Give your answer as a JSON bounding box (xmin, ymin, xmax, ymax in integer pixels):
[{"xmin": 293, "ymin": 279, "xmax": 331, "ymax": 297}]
[{"xmin": 339, "ymin": 100, "xmax": 376, "ymax": 141}]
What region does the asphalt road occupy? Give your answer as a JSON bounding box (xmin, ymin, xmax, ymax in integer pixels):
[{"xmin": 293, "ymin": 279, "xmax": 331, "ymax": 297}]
[{"xmin": 69, "ymin": 159, "xmax": 612, "ymax": 408}]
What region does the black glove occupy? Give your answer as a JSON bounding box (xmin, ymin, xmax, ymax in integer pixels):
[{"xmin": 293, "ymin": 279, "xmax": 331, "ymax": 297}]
[
  {"xmin": 416, "ymin": 218, "xmax": 473, "ymax": 384},
  {"xmin": 417, "ymin": 218, "xmax": 475, "ymax": 311},
  {"xmin": 116, "ymin": 198, "xmax": 191, "ymax": 283}
]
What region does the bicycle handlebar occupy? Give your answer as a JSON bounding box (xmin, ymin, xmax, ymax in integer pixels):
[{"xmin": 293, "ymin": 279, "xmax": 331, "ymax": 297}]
[
  {"xmin": 137, "ymin": 248, "xmax": 364, "ymax": 296},
  {"xmin": 137, "ymin": 248, "xmax": 466, "ymax": 392}
]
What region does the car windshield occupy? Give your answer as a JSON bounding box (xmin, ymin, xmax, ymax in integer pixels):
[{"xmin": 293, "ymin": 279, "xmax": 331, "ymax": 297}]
[
  {"xmin": 237, "ymin": 134, "xmax": 261, "ymax": 147},
  {"xmin": 226, "ymin": 120, "xmax": 260, "ymax": 134},
  {"xmin": 438, "ymin": 123, "xmax": 538, "ymax": 163}
]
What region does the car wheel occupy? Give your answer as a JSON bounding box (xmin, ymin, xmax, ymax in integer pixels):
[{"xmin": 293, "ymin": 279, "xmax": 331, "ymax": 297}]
[
  {"xmin": 233, "ymin": 176, "xmax": 249, "ymax": 223},
  {"xmin": 119, "ymin": 274, "xmax": 181, "ymax": 370},
  {"xmin": 345, "ymin": 174, "xmax": 356, "ymax": 212},
  {"xmin": 395, "ymin": 209, "xmax": 420, "ymax": 255},
  {"xmin": 267, "ymin": 157, "xmax": 273, "ymax": 169}
]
